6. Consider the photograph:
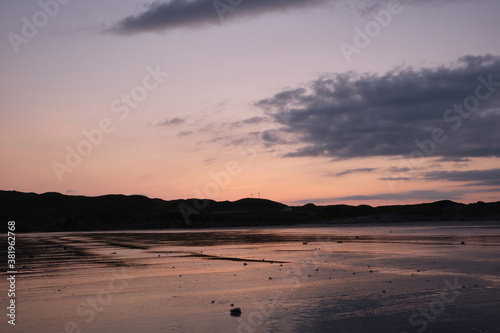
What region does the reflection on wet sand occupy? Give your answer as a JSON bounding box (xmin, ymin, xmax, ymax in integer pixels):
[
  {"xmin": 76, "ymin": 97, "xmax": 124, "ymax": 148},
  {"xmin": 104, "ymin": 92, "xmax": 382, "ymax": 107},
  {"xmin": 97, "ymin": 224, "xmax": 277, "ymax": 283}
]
[{"xmin": 5, "ymin": 222, "xmax": 500, "ymax": 333}]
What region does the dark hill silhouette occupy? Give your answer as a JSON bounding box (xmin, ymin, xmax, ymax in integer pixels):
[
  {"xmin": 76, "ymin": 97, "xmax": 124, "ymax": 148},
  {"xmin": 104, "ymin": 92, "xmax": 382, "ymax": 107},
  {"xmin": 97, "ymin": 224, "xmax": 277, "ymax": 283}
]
[{"xmin": 0, "ymin": 190, "xmax": 499, "ymax": 232}]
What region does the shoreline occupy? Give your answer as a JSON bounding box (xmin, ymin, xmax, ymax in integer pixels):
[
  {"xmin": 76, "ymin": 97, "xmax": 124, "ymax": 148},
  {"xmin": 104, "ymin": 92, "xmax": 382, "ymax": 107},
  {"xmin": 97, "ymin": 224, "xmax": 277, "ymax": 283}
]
[{"xmin": 7, "ymin": 219, "xmax": 500, "ymax": 236}]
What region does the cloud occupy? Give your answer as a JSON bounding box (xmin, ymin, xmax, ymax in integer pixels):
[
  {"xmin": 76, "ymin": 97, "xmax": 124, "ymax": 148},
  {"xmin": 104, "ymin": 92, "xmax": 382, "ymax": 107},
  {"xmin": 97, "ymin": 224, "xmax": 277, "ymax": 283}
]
[
  {"xmin": 423, "ymin": 168, "xmax": 500, "ymax": 187},
  {"xmin": 203, "ymin": 157, "xmax": 216, "ymax": 165},
  {"xmin": 332, "ymin": 167, "xmax": 377, "ymax": 176},
  {"xmin": 229, "ymin": 116, "xmax": 268, "ymax": 128},
  {"xmin": 473, "ymin": 187, "xmax": 500, "ymax": 193},
  {"xmin": 177, "ymin": 130, "xmax": 193, "ymax": 137},
  {"xmin": 353, "ymin": 0, "xmax": 469, "ymax": 16},
  {"xmin": 386, "ymin": 166, "xmax": 412, "ymax": 173},
  {"xmin": 242, "ymin": 116, "xmax": 267, "ymax": 125},
  {"xmin": 291, "ymin": 189, "xmax": 464, "ymax": 204},
  {"xmin": 110, "ymin": 0, "xmax": 329, "ymax": 34},
  {"xmin": 108, "ymin": 0, "xmax": 475, "ymax": 34},
  {"xmin": 157, "ymin": 117, "xmax": 185, "ymax": 126},
  {"xmin": 256, "ymin": 55, "xmax": 500, "ymax": 160},
  {"xmin": 435, "ymin": 156, "xmax": 471, "ymax": 163},
  {"xmin": 334, "ymin": 189, "xmax": 463, "ymax": 201},
  {"xmin": 378, "ymin": 176, "xmax": 410, "ymax": 181}
]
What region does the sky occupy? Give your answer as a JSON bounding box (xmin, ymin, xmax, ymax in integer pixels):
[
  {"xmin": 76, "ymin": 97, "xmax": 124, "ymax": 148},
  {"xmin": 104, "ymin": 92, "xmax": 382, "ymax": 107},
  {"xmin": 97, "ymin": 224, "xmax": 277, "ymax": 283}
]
[{"xmin": 1, "ymin": 0, "xmax": 500, "ymax": 206}]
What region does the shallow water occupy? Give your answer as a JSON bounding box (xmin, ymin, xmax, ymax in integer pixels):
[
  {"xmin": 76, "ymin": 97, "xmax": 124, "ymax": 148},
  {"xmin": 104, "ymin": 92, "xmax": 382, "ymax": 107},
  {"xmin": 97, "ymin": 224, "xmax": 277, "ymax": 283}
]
[{"xmin": 3, "ymin": 222, "xmax": 500, "ymax": 332}]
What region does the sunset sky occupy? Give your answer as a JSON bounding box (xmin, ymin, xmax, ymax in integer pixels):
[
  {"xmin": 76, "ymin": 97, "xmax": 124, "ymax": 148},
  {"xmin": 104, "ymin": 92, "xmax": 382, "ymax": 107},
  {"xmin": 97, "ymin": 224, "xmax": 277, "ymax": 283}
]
[{"xmin": 1, "ymin": 0, "xmax": 500, "ymax": 206}]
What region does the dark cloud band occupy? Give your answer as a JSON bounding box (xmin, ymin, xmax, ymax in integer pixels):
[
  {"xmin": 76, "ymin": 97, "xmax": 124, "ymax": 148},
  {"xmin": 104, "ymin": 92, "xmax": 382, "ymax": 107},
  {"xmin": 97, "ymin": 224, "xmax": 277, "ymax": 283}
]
[
  {"xmin": 257, "ymin": 55, "xmax": 500, "ymax": 160},
  {"xmin": 424, "ymin": 168, "xmax": 500, "ymax": 187}
]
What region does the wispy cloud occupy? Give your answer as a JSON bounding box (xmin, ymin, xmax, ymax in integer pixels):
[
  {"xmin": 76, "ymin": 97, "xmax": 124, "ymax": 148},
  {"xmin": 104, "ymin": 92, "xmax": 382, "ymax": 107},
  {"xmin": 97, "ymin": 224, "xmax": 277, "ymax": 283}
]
[
  {"xmin": 177, "ymin": 130, "xmax": 193, "ymax": 137},
  {"xmin": 423, "ymin": 168, "xmax": 500, "ymax": 187},
  {"xmin": 334, "ymin": 189, "xmax": 463, "ymax": 201},
  {"xmin": 229, "ymin": 116, "xmax": 268, "ymax": 129},
  {"xmin": 332, "ymin": 168, "xmax": 377, "ymax": 176},
  {"xmin": 157, "ymin": 117, "xmax": 185, "ymax": 127},
  {"xmin": 291, "ymin": 189, "xmax": 464, "ymax": 205},
  {"xmin": 109, "ymin": 0, "xmax": 472, "ymax": 34},
  {"xmin": 109, "ymin": 0, "xmax": 329, "ymax": 34},
  {"xmin": 435, "ymin": 157, "xmax": 471, "ymax": 163},
  {"xmin": 378, "ymin": 176, "xmax": 410, "ymax": 181},
  {"xmin": 472, "ymin": 187, "xmax": 500, "ymax": 193}
]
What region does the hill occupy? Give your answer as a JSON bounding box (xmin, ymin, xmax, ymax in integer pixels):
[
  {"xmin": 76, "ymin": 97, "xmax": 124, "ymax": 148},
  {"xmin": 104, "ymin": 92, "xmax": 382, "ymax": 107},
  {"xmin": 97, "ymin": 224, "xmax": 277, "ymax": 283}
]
[{"xmin": 0, "ymin": 190, "xmax": 499, "ymax": 232}]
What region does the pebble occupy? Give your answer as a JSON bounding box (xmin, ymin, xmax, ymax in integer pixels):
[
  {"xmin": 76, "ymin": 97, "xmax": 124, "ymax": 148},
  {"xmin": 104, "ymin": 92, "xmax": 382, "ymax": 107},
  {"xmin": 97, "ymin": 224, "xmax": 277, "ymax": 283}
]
[{"xmin": 230, "ymin": 307, "xmax": 242, "ymax": 316}]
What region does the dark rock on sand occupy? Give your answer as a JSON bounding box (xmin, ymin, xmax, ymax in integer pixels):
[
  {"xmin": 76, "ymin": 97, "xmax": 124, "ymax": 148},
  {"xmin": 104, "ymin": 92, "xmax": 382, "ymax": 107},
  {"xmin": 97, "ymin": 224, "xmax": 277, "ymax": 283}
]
[{"xmin": 230, "ymin": 307, "xmax": 242, "ymax": 316}]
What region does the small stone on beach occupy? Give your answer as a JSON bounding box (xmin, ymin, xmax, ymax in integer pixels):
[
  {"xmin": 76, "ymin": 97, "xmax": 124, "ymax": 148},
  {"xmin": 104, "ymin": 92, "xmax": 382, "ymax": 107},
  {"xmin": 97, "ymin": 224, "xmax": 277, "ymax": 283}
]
[{"xmin": 230, "ymin": 307, "xmax": 242, "ymax": 316}]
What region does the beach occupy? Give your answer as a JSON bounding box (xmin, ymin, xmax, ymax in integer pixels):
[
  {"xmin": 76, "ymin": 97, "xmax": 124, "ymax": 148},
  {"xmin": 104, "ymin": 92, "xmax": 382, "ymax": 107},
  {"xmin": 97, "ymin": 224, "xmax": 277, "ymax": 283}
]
[{"xmin": 3, "ymin": 222, "xmax": 500, "ymax": 333}]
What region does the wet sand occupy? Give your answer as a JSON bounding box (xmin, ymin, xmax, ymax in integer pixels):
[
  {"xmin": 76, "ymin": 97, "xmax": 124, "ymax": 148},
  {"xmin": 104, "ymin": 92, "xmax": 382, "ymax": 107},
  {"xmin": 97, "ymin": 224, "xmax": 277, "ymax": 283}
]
[{"xmin": 3, "ymin": 222, "xmax": 500, "ymax": 332}]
